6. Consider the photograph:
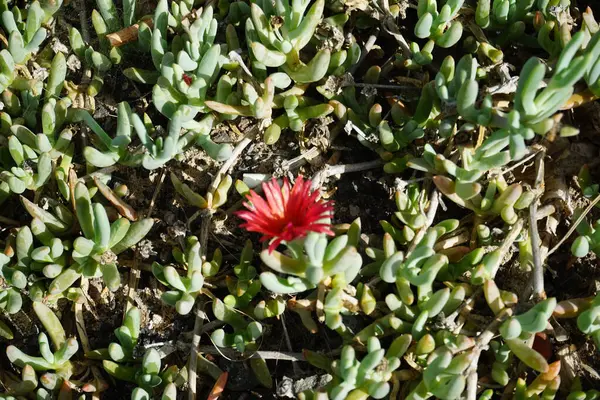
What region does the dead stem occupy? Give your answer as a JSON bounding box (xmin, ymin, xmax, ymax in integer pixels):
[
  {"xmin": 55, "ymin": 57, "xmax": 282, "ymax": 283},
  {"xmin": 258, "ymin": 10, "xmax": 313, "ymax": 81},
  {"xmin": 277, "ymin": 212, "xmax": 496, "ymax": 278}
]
[
  {"xmin": 76, "ymin": 0, "xmax": 90, "ymax": 43},
  {"xmin": 0, "ymin": 216, "xmax": 20, "ymax": 226},
  {"xmin": 124, "ymin": 252, "xmax": 140, "ymax": 315},
  {"xmin": 433, "ymin": 228, "xmax": 470, "ymax": 250},
  {"xmin": 146, "ymin": 169, "xmax": 167, "ymax": 218},
  {"xmin": 350, "ymin": 28, "xmax": 380, "ymax": 74},
  {"xmin": 106, "ymin": 18, "xmax": 153, "ymax": 47},
  {"xmin": 348, "ymin": 83, "xmax": 424, "ymax": 91},
  {"xmin": 106, "ymin": 7, "xmax": 202, "ymax": 47},
  {"xmin": 196, "ymin": 346, "xmax": 306, "ymax": 361},
  {"xmin": 188, "ymin": 125, "xmax": 254, "ymax": 400},
  {"xmin": 281, "ymin": 313, "xmax": 301, "ymax": 375},
  {"xmin": 188, "ymin": 301, "xmax": 207, "ymax": 400},
  {"xmin": 316, "ymin": 282, "xmax": 326, "ymax": 323},
  {"xmin": 74, "ymin": 285, "xmax": 108, "ymax": 398},
  {"xmin": 530, "ymin": 152, "xmax": 546, "ymax": 301},
  {"xmin": 465, "ymin": 308, "xmax": 514, "ymax": 400},
  {"xmin": 209, "ymin": 130, "xmax": 255, "ymax": 195},
  {"xmin": 547, "ymin": 192, "xmax": 600, "ymax": 257},
  {"xmin": 310, "ymin": 159, "xmax": 384, "ymax": 190}
]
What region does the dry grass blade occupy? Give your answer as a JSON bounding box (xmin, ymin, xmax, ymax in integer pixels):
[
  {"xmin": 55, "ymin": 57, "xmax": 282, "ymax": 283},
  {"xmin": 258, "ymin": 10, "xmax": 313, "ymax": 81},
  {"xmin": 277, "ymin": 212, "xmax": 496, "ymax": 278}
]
[
  {"xmin": 207, "ymin": 371, "xmax": 228, "ymax": 400},
  {"xmin": 93, "ymin": 177, "xmax": 138, "ymax": 221}
]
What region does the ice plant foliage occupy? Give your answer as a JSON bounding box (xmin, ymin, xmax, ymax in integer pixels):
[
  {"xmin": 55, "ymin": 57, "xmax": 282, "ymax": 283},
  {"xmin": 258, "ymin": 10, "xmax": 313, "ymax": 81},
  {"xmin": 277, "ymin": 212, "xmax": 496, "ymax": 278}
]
[{"xmin": 237, "ymin": 176, "xmax": 334, "ymax": 251}]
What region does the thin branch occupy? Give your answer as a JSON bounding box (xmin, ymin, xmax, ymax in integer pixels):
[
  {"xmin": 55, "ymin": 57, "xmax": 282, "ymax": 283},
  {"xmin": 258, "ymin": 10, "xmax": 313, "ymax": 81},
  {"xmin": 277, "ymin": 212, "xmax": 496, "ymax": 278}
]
[
  {"xmin": 123, "ymin": 169, "xmax": 165, "ymax": 315},
  {"xmin": 187, "ymin": 301, "xmax": 207, "ymax": 400},
  {"xmin": 547, "ymin": 193, "xmax": 600, "ymax": 257},
  {"xmin": 350, "ymin": 28, "xmax": 380, "ymax": 74},
  {"xmin": 465, "ymin": 308, "xmax": 514, "ymax": 400},
  {"xmin": 146, "ymin": 168, "xmax": 166, "ymax": 218},
  {"xmin": 209, "ymin": 131, "xmax": 254, "ymax": 196},
  {"xmin": 310, "ymin": 159, "xmax": 384, "ymax": 190},
  {"xmin": 499, "ymin": 148, "xmax": 540, "ymax": 176},
  {"xmin": 281, "ymin": 313, "xmax": 301, "ymax": 374},
  {"xmin": 76, "ymin": 0, "xmax": 90, "ymax": 43},
  {"xmin": 348, "ymin": 83, "xmax": 423, "ymax": 91},
  {"xmin": 188, "ymin": 125, "xmax": 254, "ymax": 400},
  {"xmin": 530, "ymin": 152, "xmax": 546, "ymax": 301},
  {"xmin": 74, "ymin": 285, "xmax": 108, "ymax": 397},
  {"xmin": 197, "ymin": 346, "xmax": 306, "ymax": 361},
  {"xmin": 0, "ymin": 216, "xmax": 20, "ymax": 226},
  {"xmin": 280, "ymin": 146, "xmax": 321, "ymax": 171}
]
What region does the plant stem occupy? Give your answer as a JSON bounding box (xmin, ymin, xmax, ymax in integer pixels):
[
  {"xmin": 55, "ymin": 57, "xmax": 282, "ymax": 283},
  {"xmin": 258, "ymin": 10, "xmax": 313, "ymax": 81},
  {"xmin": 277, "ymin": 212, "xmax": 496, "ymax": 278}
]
[
  {"xmin": 146, "ymin": 168, "xmax": 166, "ymax": 219},
  {"xmin": 77, "ymin": 0, "xmax": 90, "ymax": 43},
  {"xmin": 0, "ymin": 216, "xmax": 20, "ymax": 226},
  {"xmin": 349, "ymin": 83, "xmax": 423, "ymax": 91},
  {"xmin": 195, "ymin": 347, "xmax": 306, "ymax": 361},
  {"xmin": 465, "ymin": 308, "xmax": 514, "ymax": 400},
  {"xmin": 530, "ymin": 152, "xmax": 546, "ymax": 301},
  {"xmin": 188, "ymin": 125, "xmax": 254, "ymax": 400},
  {"xmin": 547, "ymin": 192, "xmax": 600, "ymax": 257},
  {"xmin": 350, "ymin": 28, "xmax": 380, "ymax": 74},
  {"xmin": 310, "ymin": 159, "xmax": 384, "ymax": 190},
  {"xmin": 188, "ymin": 300, "xmax": 206, "ymax": 400},
  {"xmin": 74, "ymin": 285, "xmax": 108, "ymax": 397}
]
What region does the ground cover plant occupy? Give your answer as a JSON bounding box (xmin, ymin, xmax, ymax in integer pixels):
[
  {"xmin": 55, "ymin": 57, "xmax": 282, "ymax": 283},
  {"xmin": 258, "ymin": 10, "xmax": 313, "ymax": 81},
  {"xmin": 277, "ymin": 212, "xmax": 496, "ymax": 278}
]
[{"xmin": 2, "ymin": 0, "xmax": 600, "ymax": 398}]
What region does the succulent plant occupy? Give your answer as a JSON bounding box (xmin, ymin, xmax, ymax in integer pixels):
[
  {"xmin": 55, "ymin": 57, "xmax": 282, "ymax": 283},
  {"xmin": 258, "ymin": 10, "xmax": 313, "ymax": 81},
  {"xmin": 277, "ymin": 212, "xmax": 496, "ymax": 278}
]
[
  {"xmin": 571, "ymin": 208, "xmax": 600, "ymax": 258},
  {"xmin": 577, "ymin": 292, "xmax": 600, "ymax": 349},
  {"xmin": 48, "ymin": 182, "xmax": 153, "ymax": 294},
  {"xmin": 245, "ymin": 0, "xmax": 331, "ymax": 83},
  {"xmin": 308, "ymin": 336, "xmax": 408, "ymax": 399},
  {"xmin": 153, "ymin": 236, "xmax": 221, "ymax": 315},
  {"xmin": 380, "ymin": 219, "xmax": 459, "ymax": 302},
  {"xmin": 87, "ymin": 307, "xmax": 141, "ymax": 363},
  {"xmin": 415, "ymin": 0, "xmax": 464, "ymax": 48},
  {"xmin": 210, "ymin": 298, "xmax": 263, "ymax": 352},
  {"xmin": 259, "ymin": 220, "xmax": 362, "ymax": 294},
  {"xmin": 1, "ymin": 1, "xmax": 56, "ymax": 65},
  {"xmin": 223, "ymin": 239, "xmax": 285, "ymax": 320},
  {"xmin": 103, "ymin": 348, "xmax": 164, "ymax": 392},
  {"xmin": 171, "ymin": 171, "xmax": 232, "ymax": 212},
  {"xmin": 0, "ymin": 218, "xmax": 74, "ymax": 305},
  {"xmin": 6, "ymin": 302, "xmax": 78, "ymax": 390},
  {"xmin": 131, "ymin": 383, "xmax": 178, "ymax": 400},
  {"xmin": 499, "ymin": 298, "xmax": 556, "ymax": 340},
  {"xmin": 0, "ymin": 0, "xmax": 600, "ymax": 398}
]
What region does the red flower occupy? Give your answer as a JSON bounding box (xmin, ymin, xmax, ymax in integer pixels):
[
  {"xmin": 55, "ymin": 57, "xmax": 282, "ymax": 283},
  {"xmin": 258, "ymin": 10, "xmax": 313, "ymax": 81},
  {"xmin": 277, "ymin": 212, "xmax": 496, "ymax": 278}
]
[
  {"xmin": 236, "ymin": 176, "xmax": 334, "ymax": 252},
  {"xmin": 182, "ymin": 74, "xmax": 193, "ymax": 86}
]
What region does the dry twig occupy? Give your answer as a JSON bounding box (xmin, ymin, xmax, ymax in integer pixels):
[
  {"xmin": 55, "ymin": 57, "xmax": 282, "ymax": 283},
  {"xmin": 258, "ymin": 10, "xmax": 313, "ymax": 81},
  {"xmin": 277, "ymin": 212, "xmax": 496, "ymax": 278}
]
[
  {"xmin": 547, "ymin": 192, "xmax": 600, "ymax": 257},
  {"xmin": 188, "ymin": 125, "xmax": 255, "ymax": 400},
  {"xmin": 310, "ymin": 159, "xmax": 384, "ymax": 190},
  {"xmin": 530, "ymin": 152, "xmax": 546, "ymax": 301}
]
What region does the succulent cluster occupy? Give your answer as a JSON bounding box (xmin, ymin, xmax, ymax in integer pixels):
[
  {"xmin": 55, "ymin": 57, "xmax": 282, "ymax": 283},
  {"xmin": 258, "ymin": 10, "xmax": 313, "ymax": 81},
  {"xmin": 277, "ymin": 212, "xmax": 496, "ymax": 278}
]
[{"xmin": 2, "ymin": 0, "xmax": 600, "ymax": 398}]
